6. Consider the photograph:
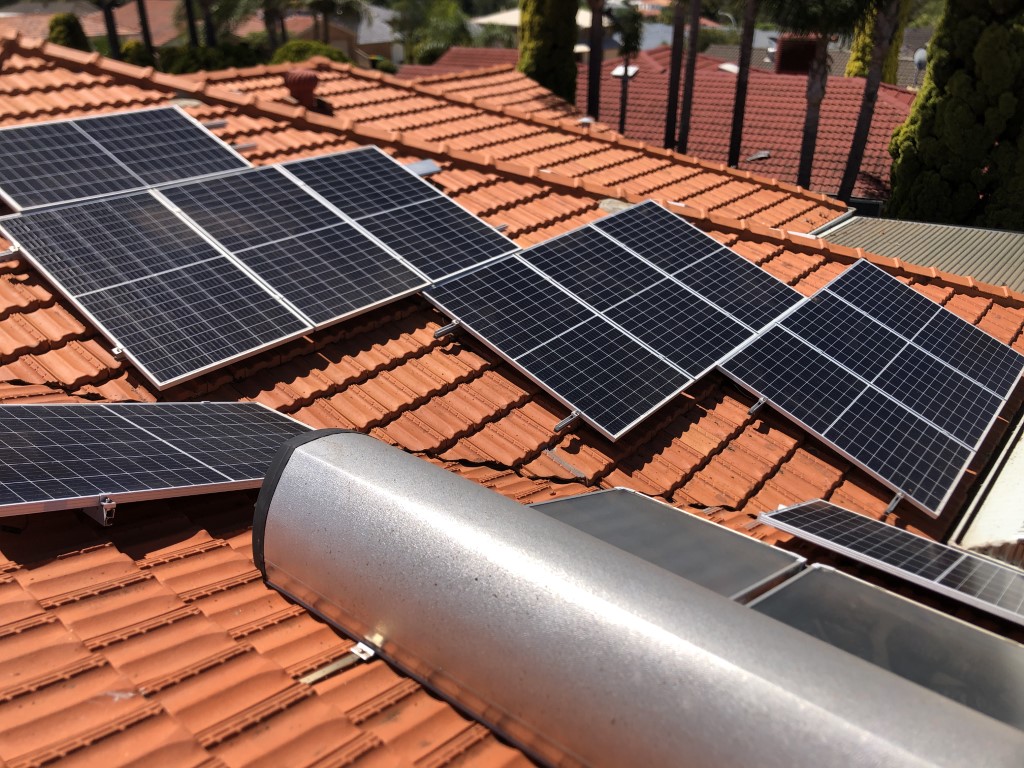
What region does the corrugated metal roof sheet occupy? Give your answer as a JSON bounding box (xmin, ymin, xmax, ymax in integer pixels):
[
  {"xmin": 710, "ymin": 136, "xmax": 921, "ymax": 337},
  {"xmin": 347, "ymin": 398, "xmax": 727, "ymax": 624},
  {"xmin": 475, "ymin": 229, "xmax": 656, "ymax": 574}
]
[{"xmin": 822, "ymin": 216, "xmax": 1024, "ymax": 292}]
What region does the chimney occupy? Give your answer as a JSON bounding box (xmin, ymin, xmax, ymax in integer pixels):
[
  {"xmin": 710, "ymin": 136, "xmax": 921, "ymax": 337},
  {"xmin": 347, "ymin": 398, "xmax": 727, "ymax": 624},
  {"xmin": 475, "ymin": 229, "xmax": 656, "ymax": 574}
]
[
  {"xmin": 284, "ymin": 69, "xmax": 319, "ymax": 110},
  {"xmin": 775, "ymin": 36, "xmax": 818, "ymax": 74}
]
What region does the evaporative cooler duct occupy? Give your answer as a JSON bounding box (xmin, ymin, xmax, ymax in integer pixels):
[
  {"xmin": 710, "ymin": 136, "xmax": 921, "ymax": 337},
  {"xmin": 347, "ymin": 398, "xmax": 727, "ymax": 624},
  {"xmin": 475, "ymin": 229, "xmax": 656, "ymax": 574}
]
[{"xmin": 254, "ymin": 431, "xmax": 1024, "ymax": 768}]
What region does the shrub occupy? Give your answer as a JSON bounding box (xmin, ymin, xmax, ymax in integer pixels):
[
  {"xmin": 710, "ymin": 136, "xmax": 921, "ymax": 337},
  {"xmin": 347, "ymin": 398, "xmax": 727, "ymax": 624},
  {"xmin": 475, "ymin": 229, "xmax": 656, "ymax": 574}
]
[
  {"xmin": 48, "ymin": 13, "xmax": 90, "ymax": 52},
  {"xmin": 270, "ymin": 39, "xmax": 349, "ymax": 65},
  {"xmin": 121, "ymin": 40, "xmax": 154, "ymax": 67},
  {"xmin": 159, "ymin": 42, "xmax": 266, "ymax": 74}
]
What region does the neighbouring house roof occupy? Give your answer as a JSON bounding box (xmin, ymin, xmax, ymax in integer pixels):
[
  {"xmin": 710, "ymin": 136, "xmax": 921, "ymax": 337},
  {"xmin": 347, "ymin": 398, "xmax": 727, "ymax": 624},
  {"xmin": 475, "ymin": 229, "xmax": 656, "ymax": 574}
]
[
  {"xmin": 821, "ymin": 216, "xmax": 1024, "ymax": 295},
  {"xmin": 403, "ymin": 45, "xmax": 915, "ymax": 200},
  {"xmin": 0, "ymin": 33, "xmax": 1023, "ymax": 765}
]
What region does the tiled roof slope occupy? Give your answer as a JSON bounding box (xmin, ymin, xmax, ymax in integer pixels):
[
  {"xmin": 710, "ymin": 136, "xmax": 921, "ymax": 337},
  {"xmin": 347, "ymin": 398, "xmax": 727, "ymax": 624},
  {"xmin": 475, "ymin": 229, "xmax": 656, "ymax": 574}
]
[
  {"xmin": 404, "ymin": 45, "xmax": 915, "ymax": 200},
  {"xmin": 0, "ymin": 36, "xmax": 1023, "ymax": 765}
]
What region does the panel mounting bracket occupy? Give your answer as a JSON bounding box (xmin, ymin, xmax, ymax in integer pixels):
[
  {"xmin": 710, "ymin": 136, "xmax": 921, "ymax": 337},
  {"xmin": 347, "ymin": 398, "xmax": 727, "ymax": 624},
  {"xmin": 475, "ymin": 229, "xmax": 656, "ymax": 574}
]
[
  {"xmin": 433, "ymin": 320, "xmax": 461, "ymax": 340},
  {"xmin": 882, "ymin": 493, "xmax": 903, "ymax": 519},
  {"xmin": 748, "ymin": 396, "xmax": 768, "ymax": 416},
  {"xmin": 554, "ymin": 410, "xmax": 582, "ymax": 433},
  {"xmin": 85, "ymin": 495, "xmax": 116, "ymax": 526},
  {"xmin": 1, "ymin": 246, "xmax": 19, "ymax": 258},
  {"xmin": 351, "ymin": 642, "xmax": 376, "ymax": 661}
]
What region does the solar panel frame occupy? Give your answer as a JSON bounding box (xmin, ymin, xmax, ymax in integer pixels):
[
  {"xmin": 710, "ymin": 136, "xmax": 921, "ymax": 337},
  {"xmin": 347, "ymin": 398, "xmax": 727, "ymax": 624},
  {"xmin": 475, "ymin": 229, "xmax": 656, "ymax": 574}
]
[
  {"xmin": 0, "ymin": 106, "xmax": 251, "ymax": 211},
  {"xmin": 0, "ymin": 402, "xmax": 310, "ymax": 518},
  {"xmin": 759, "ymin": 500, "xmax": 1024, "ymax": 629}
]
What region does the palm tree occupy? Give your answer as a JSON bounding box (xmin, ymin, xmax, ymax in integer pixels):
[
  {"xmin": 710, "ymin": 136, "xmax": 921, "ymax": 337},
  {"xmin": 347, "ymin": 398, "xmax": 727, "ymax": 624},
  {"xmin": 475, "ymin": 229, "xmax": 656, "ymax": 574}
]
[
  {"xmin": 609, "ymin": 1, "xmax": 642, "ymax": 134},
  {"xmin": 182, "ymin": 0, "xmax": 200, "ymax": 47},
  {"xmin": 663, "ymin": 0, "xmax": 685, "ymax": 148},
  {"xmin": 585, "ymin": 0, "xmax": 604, "ymax": 119},
  {"xmin": 727, "ymin": 0, "xmax": 759, "ymax": 167},
  {"xmin": 837, "ymin": 0, "xmax": 902, "ymax": 201},
  {"xmin": 675, "ymin": 0, "xmax": 701, "ymax": 153},
  {"xmin": 763, "ymin": 0, "xmax": 872, "ymax": 189},
  {"xmin": 92, "ymin": 0, "xmax": 122, "ymax": 59}
]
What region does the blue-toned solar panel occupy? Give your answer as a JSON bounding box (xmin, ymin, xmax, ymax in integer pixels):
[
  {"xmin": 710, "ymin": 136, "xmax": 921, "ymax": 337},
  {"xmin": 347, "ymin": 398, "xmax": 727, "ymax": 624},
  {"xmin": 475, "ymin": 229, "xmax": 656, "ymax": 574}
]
[
  {"xmin": 233, "ymin": 223, "xmax": 426, "ymax": 326},
  {"xmin": 606, "ymin": 280, "xmax": 750, "ymax": 376},
  {"xmin": 358, "ymin": 196, "xmax": 517, "ymax": 280},
  {"xmin": 425, "ymin": 257, "xmax": 690, "ymax": 439},
  {"xmin": 282, "ymin": 146, "xmax": 441, "ymax": 217},
  {"xmin": 721, "ymin": 327, "xmax": 867, "ymax": 428},
  {"xmin": 75, "ymin": 258, "xmax": 309, "ymax": 385},
  {"xmin": 0, "ymin": 107, "xmax": 248, "ymax": 210},
  {"xmin": 75, "ymin": 108, "xmax": 248, "ymax": 186},
  {"xmin": 2, "ymin": 193, "xmax": 219, "ymax": 295},
  {"xmin": 0, "ymin": 402, "xmax": 309, "ymax": 517},
  {"xmin": 591, "ymin": 200, "xmax": 722, "ymax": 273},
  {"xmin": 0, "ymin": 122, "xmax": 139, "ymax": 209},
  {"xmin": 517, "ymin": 317, "xmax": 691, "ymax": 437},
  {"xmin": 823, "ymin": 388, "xmax": 971, "ymax": 511},
  {"xmin": 760, "ymin": 500, "xmax": 1024, "ymax": 629},
  {"xmin": 160, "ymin": 168, "xmax": 339, "ymax": 253}
]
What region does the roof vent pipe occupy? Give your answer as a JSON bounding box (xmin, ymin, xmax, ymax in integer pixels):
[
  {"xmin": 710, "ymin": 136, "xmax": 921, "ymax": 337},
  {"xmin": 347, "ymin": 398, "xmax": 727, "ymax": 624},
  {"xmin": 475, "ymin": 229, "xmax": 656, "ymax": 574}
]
[
  {"xmin": 283, "ymin": 68, "xmax": 320, "ymax": 110},
  {"xmin": 255, "ymin": 431, "xmax": 1024, "ymax": 768}
]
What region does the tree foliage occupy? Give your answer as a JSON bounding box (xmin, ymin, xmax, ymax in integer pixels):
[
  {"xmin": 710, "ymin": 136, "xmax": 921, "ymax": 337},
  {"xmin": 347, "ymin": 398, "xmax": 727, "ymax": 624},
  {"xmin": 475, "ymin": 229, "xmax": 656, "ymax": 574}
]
[
  {"xmin": 391, "ymin": 0, "xmax": 470, "ymax": 64},
  {"xmin": 845, "ymin": 0, "xmax": 912, "ymax": 83},
  {"xmin": 269, "ymin": 38, "xmax": 350, "ymax": 63},
  {"xmin": 887, "ymin": 0, "xmax": 1024, "ymax": 228},
  {"xmin": 47, "ymin": 13, "xmax": 91, "ymax": 51},
  {"xmin": 518, "ymin": 0, "xmax": 577, "ymax": 102}
]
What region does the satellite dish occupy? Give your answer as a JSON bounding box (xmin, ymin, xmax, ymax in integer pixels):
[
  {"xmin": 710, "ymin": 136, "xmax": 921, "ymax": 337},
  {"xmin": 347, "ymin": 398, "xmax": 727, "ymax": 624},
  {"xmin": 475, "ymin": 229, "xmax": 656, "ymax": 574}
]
[{"xmin": 914, "ymin": 48, "xmax": 927, "ymax": 71}]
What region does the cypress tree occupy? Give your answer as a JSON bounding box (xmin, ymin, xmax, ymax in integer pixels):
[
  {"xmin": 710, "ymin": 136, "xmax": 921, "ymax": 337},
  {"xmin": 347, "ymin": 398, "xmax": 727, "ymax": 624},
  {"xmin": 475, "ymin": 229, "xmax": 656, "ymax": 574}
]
[
  {"xmin": 47, "ymin": 13, "xmax": 91, "ymax": 52},
  {"xmin": 887, "ymin": 0, "xmax": 1024, "ymax": 228},
  {"xmin": 518, "ymin": 0, "xmax": 578, "ymax": 103},
  {"xmin": 845, "ymin": 0, "xmax": 912, "ymax": 84}
]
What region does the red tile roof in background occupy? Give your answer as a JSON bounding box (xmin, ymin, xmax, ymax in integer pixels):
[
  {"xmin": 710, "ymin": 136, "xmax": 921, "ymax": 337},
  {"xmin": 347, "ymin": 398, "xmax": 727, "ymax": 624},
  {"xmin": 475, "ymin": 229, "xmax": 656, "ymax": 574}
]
[
  {"xmin": 0, "ymin": 33, "xmax": 1023, "ymax": 766},
  {"xmin": 402, "ymin": 45, "xmax": 916, "ymax": 200}
]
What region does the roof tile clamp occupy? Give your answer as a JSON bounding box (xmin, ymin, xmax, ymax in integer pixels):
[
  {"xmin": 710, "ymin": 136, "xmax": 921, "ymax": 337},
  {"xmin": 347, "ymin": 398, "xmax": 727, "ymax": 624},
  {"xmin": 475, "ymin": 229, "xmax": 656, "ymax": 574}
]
[
  {"xmin": 1, "ymin": 246, "xmax": 19, "ymax": 259},
  {"xmin": 231, "ymin": 142, "xmax": 258, "ymax": 152},
  {"xmin": 86, "ymin": 495, "xmax": 116, "ymax": 527},
  {"xmin": 748, "ymin": 396, "xmax": 768, "ymax": 416},
  {"xmin": 202, "ymin": 119, "xmax": 228, "ymax": 129},
  {"xmin": 433, "ymin": 320, "xmax": 461, "ymax": 340},
  {"xmin": 554, "ymin": 410, "xmax": 581, "ymax": 433},
  {"xmin": 882, "ymin": 493, "xmax": 903, "ymax": 519}
]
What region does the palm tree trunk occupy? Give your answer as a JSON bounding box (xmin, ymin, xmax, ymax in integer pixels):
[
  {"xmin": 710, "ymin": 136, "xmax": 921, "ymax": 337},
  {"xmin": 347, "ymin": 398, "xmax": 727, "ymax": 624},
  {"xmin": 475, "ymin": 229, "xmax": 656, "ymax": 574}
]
[
  {"xmin": 183, "ymin": 0, "xmax": 200, "ymax": 48},
  {"xmin": 201, "ymin": 0, "xmax": 217, "ymax": 47},
  {"xmin": 675, "ymin": 0, "xmax": 701, "ymax": 153},
  {"xmin": 837, "ymin": 0, "xmax": 901, "ymax": 202},
  {"xmin": 101, "ymin": 1, "xmax": 122, "ymax": 59},
  {"xmin": 136, "ymin": 0, "xmax": 155, "ymax": 62},
  {"xmin": 586, "ymin": 0, "xmax": 604, "ymax": 119},
  {"xmin": 663, "ymin": 0, "xmax": 685, "ymax": 148},
  {"xmin": 279, "ymin": 15, "xmax": 288, "ymax": 42},
  {"xmin": 264, "ymin": 7, "xmax": 280, "ymax": 49},
  {"xmin": 727, "ymin": 0, "xmax": 758, "ymax": 167},
  {"xmin": 322, "ymin": 12, "xmax": 330, "ymax": 43},
  {"xmin": 796, "ymin": 34, "xmax": 829, "ymax": 189},
  {"xmin": 618, "ymin": 54, "xmax": 630, "ymax": 134}
]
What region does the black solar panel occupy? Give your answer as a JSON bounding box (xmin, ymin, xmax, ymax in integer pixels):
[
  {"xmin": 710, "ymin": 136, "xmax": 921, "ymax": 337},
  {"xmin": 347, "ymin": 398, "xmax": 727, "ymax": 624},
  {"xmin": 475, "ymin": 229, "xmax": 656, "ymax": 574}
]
[
  {"xmin": 426, "ymin": 257, "xmax": 690, "ymax": 438},
  {"xmin": 0, "ymin": 122, "xmax": 139, "ymax": 209},
  {"xmin": 760, "ymin": 501, "xmax": 1024, "ymax": 629},
  {"xmin": 76, "ymin": 258, "xmax": 309, "ymax": 385},
  {"xmin": 0, "ymin": 107, "xmax": 248, "ymax": 210},
  {"xmin": 358, "ymin": 196, "xmax": 516, "ymax": 280},
  {"xmin": 234, "ymin": 223, "xmax": 425, "ymax": 326},
  {"xmin": 591, "ymin": 201, "xmax": 720, "ymax": 273},
  {"xmin": 914, "ymin": 308, "xmax": 1024, "ymax": 394},
  {"xmin": 0, "ymin": 402, "xmax": 308, "ymax": 517},
  {"xmin": 282, "ymin": 146, "xmax": 441, "ymax": 217},
  {"xmin": 76, "ymin": 108, "xmax": 248, "ymax": 186},
  {"xmin": 826, "ymin": 259, "xmax": 941, "ymax": 339}
]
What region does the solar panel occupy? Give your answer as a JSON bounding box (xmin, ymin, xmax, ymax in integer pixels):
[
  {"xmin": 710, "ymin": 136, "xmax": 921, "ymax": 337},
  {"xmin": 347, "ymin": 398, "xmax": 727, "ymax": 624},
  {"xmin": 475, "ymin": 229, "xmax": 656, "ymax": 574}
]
[
  {"xmin": 760, "ymin": 501, "xmax": 1024, "ymax": 629},
  {"xmin": 591, "ymin": 200, "xmax": 722, "ymax": 273},
  {"xmin": 750, "ymin": 564, "xmax": 1024, "ymax": 730},
  {"xmin": 722, "ymin": 259, "xmax": 1024, "ymax": 515},
  {"xmin": 0, "ymin": 402, "xmax": 309, "ymax": 519},
  {"xmin": 282, "ymin": 147, "xmax": 517, "ymax": 280},
  {"xmin": 0, "ymin": 107, "xmax": 248, "ymax": 210},
  {"xmin": 532, "ymin": 488, "xmax": 804, "ymax": 600},
  {"xmin": 425, "ymin": 257, "xmax": 690, "ymax": 439}
]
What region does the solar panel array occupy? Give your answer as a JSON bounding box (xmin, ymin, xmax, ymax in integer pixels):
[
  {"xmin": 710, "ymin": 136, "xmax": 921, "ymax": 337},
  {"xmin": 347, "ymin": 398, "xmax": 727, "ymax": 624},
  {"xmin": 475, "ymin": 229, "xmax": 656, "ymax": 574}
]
[
  {"xmin": 0, "ymin": 402, "xmax": 309, "ymax": 517},
  {"xmin": 760, "ymin": 500, "xmax": 1024, "ymax": 629},
  {"xmin": 281, "ymin": 147, "xmax": 518, "ymax": 280},
  {"xmin": 426, "ymin": 201, "xmax": 801, "ymax": 439},
  {"xmin": 722, "ymin": 260, "xmax": 1024, "ymax": 514},
  {"xmin": 0, "ymin": 107, "xmax": 248, "ymax": 210}
]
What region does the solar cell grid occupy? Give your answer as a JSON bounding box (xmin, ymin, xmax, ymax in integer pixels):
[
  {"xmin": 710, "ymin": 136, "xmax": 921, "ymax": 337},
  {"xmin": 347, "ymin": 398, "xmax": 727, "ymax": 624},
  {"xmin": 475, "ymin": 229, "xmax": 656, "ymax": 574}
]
[
  {"xmin": 76, "ymin": 108, "xmax": 248, "ymax": 185},
  {"xmin": 358, "ymin": 196, "xmax": 516, "ymax": 280},
  {"xmin": 160, "ymin": 169, "xmax": 337, "ymax": 253},
  {"xmin": 676, "ymin": 249, "xmax": 802, "ymax": 329},
  {"xmin": 606, "ymin": 279, "xmax": 750, "ymax": 376},
  {"xmin": 522, "ymin": 228, "xmax": 663, "ymax": 311},
  {"xmin": 914, "ymin": 308, "xmax": 1024, "ymax": 395},
  {"xmin": 0, "ymin": 122, "xmax": 139, "ymax": 209},
  {"xmin": 235, "ymin": 223, "xmax": 425, "ymax": 326},
  {"xmin": 823, "ymin": 388, "xmax": 971, "ymax": 511},
  {"xmin": 517, "ymin": 317, "xmax": 690, "ymax": 437},
  {"xmin": 282, "ymin": 147, "xmax": 441, "ymax": 218},
  {"xmin": 1, "ymin": 193, "xmax": 221, "ymax": 295},
  {"xmin": 591, "ymin": 201, "xmax": 720, "ymax": 273},
  {"xmin": 760, "ymin": 501, "xmax": 1024, "ymax": 627},
  {"xmin": 76, "ymin": 258, "xmax": 309, "ymax": 384},
  {"xmin": 825, "ymin": 259, "xmax": 941, "ymax": 339}
]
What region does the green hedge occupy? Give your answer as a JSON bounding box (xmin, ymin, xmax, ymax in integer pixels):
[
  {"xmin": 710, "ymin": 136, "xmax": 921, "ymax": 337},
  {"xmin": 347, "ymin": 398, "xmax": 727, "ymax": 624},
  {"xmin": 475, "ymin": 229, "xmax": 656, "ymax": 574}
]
[{"xmin": 270, "ymin": 40, "xmax": 350, "ymax": 65}]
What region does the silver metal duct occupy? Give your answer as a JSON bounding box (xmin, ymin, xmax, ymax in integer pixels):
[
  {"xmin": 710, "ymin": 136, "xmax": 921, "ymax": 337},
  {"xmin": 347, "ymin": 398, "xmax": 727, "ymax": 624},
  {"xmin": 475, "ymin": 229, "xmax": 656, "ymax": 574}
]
[{"xmin": 255, "ymin": 431, "xmax": 1024, "ymax": 768}]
